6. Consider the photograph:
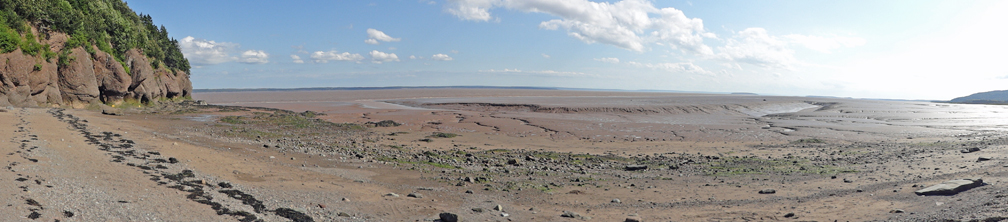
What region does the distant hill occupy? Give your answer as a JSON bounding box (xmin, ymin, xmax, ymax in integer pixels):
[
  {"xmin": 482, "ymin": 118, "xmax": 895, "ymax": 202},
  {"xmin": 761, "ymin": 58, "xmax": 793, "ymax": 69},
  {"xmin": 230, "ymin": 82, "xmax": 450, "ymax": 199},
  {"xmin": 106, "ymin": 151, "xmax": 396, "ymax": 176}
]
[{"xmin": 949, "ymin": 90, "xmax": 1008, "ymax": 104}]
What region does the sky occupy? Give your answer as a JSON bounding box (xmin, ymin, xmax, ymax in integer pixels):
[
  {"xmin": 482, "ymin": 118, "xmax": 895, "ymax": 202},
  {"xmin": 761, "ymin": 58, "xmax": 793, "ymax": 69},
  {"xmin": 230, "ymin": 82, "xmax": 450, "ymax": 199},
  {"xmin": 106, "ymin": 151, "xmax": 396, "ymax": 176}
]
[{"xmin": 126, "ymin": 0, "xmax": 1008, "ymax": 100}]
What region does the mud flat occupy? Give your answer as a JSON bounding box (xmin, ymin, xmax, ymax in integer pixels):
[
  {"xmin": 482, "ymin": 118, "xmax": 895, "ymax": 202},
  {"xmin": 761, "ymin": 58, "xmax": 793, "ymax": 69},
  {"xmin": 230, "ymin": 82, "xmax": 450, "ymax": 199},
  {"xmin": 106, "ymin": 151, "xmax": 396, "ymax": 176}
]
[{"xmin": 1, "ymin": 88, "xmax": 1006, "ymax": 221}]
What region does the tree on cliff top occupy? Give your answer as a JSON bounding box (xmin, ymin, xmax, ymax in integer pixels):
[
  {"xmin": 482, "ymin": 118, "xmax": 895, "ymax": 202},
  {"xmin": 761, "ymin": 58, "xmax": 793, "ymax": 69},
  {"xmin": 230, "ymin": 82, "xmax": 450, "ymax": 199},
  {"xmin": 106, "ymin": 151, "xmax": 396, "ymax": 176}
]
[{"xmin": 0, "ymin": 0, "xmax": 190, "ymax": 74}]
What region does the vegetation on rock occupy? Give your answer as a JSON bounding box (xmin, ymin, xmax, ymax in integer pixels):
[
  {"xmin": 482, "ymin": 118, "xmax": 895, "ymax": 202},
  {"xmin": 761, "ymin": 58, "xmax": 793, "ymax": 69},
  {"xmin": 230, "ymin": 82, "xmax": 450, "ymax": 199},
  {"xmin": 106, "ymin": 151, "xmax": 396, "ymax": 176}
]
[{"xmin": 0, "ymin": 0, "xmax": 190, "ymax": 74}]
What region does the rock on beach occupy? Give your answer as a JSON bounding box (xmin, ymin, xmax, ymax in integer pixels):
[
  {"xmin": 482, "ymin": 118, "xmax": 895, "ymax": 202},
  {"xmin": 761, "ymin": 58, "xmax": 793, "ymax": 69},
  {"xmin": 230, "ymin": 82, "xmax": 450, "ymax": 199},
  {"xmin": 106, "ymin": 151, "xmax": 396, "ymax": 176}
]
[{"xmin": 914, "ymin": 178, "xmax": 983, "ymax": 195}]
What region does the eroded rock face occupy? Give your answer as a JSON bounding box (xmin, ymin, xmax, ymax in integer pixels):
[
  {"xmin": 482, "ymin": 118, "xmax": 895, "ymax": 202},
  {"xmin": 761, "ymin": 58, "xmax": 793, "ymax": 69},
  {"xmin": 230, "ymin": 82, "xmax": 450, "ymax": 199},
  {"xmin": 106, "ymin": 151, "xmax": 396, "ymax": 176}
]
[
  {"xmin": 126, "ymin": 49, "xmax": 159, "ymax": 102},
  {"xmin": 58, "ymin": 48, "xmax": 101, "ymax": 107},
  {"xmin": 92, "ymin": 47, "xmax": 131, "ymax": 104},
  {"xmin": 1, "ymin": 42, "xmax": 188, "ymax": 108}
]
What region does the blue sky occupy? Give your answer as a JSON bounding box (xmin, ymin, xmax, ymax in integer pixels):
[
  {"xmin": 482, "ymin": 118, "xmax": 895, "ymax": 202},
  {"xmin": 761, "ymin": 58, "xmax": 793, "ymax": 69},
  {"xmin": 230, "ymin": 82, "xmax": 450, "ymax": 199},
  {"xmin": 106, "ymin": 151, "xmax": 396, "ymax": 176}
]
[{"xmin": 127, "ymin": 0, "xmax": 1007, "ymax": 100}]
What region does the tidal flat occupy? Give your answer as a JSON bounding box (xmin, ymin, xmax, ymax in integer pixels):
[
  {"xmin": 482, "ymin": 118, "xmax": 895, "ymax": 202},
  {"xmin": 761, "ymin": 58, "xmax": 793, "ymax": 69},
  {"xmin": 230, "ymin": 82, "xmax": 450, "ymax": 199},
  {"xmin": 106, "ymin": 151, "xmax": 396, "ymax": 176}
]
[{"xmin": 2, "ymin": 88, "xmax": 1006, "ymax": 221}]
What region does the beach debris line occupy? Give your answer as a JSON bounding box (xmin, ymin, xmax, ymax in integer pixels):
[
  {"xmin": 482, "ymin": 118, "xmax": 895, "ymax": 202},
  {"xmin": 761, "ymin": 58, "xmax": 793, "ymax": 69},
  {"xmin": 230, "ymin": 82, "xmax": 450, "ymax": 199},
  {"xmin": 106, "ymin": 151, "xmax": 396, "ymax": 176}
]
[{"xmin": 48, "ymin": 108, "xmax": 316, "ymax": 222}]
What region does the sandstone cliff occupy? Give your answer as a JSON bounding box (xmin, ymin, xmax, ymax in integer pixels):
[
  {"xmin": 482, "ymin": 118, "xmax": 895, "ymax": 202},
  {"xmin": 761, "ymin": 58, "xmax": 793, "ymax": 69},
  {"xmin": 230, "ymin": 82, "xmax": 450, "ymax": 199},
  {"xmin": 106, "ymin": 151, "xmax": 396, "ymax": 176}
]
[{"xmin": 0, "ymin": 29, "xmax": 191, "ymax": 108}]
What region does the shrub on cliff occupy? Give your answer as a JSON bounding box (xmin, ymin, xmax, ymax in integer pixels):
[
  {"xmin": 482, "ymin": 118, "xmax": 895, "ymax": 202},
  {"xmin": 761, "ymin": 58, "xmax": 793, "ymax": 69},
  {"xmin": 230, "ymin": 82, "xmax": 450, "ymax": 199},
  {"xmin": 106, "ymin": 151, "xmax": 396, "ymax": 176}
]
[{"xmin": 0, "ymin": 0, "xmax": 190, "ymax": 74}]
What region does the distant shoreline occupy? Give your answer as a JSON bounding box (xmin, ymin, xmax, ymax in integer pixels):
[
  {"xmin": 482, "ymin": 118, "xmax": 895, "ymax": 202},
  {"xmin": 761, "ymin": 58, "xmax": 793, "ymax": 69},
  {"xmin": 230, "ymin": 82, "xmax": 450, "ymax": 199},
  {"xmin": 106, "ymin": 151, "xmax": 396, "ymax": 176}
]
[{"xmin": 192, "ymin": 86, "xmax": 717, "ymax": 94}]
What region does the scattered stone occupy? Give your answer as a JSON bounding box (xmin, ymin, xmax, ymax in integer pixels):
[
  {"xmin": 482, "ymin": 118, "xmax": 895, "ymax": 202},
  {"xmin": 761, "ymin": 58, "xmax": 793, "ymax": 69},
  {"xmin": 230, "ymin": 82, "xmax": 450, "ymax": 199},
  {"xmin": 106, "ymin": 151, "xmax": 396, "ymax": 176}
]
[
  {"xmin": 342, "ymin": 197, "xmax": 349, "ymax": 202},
  {"xmin": 758, "ymin": 189, "xmax": 776, "ymax": 194},
  {"xmin": 611, "ymin": 198, "xmax": 621, "ymax": 203},
  {"xmin": 337, "ymin": 212, "xmax": 350, "ymax": 217},
  {"xmin": 465, "ymin": 190, "xmax": 473, "ymax": 194},
  {"xmin": 494, "ymin": 204, "xmax": 503, "ymax": 211},
  {"xmin": 101, "ymin": 107, "xmax": 123, "ymax": 116},
  {"xmin": 472, "ymin": 208, "xmax": 484, "ymax": 213},
  {"xmin": 317, "ymin": 204, "xmax": 326, "ymax": 209},
  {"xmin": 625, "ymin": 215, "xmax": 643, "ymax": 222},
  {"xmin": 407, "ymin": 193, "xmax": 423, "ymax": 198},
  {"xmin": 439, "ymin": 212, "xmax": 459, "ymax": 222},
  {"xmin": 977, "ymin": 157, "xmax": 993, "ymax": 162},
  {"xmin": 915, "ymin": 178, "xmax": 984, "ymax": 195},
  {"xmin": 561, "ymin": 211, "xmax": 590, "ymax": 220},
  {"xmin": 783, "ymin": 212, "xmax": 795, "ymax": 218},
  {"xmin": 384, "ymin": 193, "xmax": 400, "ymax": 197},
  {"xmin": 625, "ymin": 165, "xmax": 648, "ymax": 171},
  {"xmin": 890, "ymin": 209, "xmax": 905, "ymax": 213},
  {"xmin": 291, "ymin": 157, "xmax": 296, "ymax": 160},
  {"xmin": 501, "ymin": 212, "xmax": 509, "ymax": 217},
  {"xmin": 843, "ymin": 178, "xmax": 854, "ymax": 183},
  {"xmin": 507, "ymin": 159, "xmax": 519, "ymax": 165},
  {"xmin": 961, "ymin": 147, "xmax": 981, "ymax": 153}
]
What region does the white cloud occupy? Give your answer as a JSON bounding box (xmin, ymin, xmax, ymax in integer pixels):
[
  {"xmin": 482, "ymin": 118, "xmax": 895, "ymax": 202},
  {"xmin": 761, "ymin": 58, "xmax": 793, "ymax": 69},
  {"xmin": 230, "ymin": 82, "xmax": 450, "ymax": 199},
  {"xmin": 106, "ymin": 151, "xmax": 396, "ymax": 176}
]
[
  {"xmin": 594, "ymin": 57, "xmax": 620, "ymax": 63},
  {"xmin": 178, "ymin": 36, "xmax": 238, "ymax": 65},
  {"xmin": 366, "ymin": 28, "xmax": 401, "ymax": 45},
  {"xmin": 431, "ymin": 54, "xmax": 454, "ymax": 61},
  {"xmin": 238, "ymin": 50, "xmax": 269, "ymax": 64},
  {"xmin": 717, "ymin": 28, "xmax": 796, "ymax": 69},
  {"xmin": 290, "ymin": 55, "xmax": 304, "ymax": 64},
  {"xmin": 310, "ymin": 50, "xmax": 365, "ymax": 63},
  {"xmin": 370, "ymin": 50, "xmax": 400, "ymax": 64},
  {"xmin": 409, "ymin": 55, "xmax": 418, "ymax": 59},
  {"xmin": 479, "ymin": 68, "xmax": 593, "ymax": 77},
  {"xmin": 178, "ymin": 36, "xmax": 270, "ymax": 65},
  {"xmin": 784, "ymin": 34, "xmax": 866, "ymax": 53},
  {"xmin": 446, "ymin": 0, "xmax": 714, "ymax": 54},
  {"xmin": 450, "ymin": 50, "xmax": 459, "ymax": 54},
  {"xmin": 541, "ymin": 53, "xmax": 550, "ymax": 58},
  {"xmin": 627, "ymin": 61, "xmax": 710, "ymax": 75},
  {"xmin": 445, "ymin": 0, "xmax": 496, "ymax": 21}
]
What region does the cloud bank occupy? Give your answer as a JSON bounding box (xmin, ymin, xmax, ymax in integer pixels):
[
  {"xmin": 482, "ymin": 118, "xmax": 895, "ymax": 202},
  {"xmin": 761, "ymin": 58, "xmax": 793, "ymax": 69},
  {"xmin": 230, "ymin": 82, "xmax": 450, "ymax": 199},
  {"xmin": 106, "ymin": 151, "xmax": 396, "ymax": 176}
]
[{"xmin": 445, "ymin": 0, "xmax": 714, "ymax": 54}]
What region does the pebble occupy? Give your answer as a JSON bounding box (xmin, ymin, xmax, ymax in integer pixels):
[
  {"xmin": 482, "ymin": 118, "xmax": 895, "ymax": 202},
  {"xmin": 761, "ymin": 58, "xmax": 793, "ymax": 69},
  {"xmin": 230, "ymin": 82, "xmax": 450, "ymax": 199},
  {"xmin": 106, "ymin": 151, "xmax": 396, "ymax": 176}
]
[
  {"xmin": 758, "ymin": 189, "xmax": 776, "ymax": 194},
  {"xmin": 784, "ymin": 212, "xmax": 795, "ymax": 218},
  {"xmin": 890, "ymin": 209, "xmax": 905, "ymax": 213},
  {"xmin": 494, "ymin": 204, "xmax": 503, "ymax": 211},
  {"xmin": 384, "ymin": 193, "xmax": 399, "ymax": 197},
  {"xmin": 611, "ymin": 198, "xmax": 621, "ymax": 203}
]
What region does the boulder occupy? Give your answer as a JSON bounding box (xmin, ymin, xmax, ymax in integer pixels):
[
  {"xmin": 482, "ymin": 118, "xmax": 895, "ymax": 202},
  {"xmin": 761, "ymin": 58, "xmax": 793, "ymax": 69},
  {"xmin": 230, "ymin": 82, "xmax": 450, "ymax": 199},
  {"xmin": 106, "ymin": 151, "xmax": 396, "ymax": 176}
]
[
  {"xmin": 438, "ymin": 212, "xmax": 458, "ymax": 222},
  {"xmin": 914, "ymin": 178, "xmax": 983, "ymax": 196},
  {"xmin": 57, "ymin": 48, "xmax": 100, "ymax": 107},
  {"xmin": 561, "ymin": 211, "xmax": 591, "ymax": 220},
  {"xmin": 625, "ymin": 165, "xmax": 648, "ymax": 171},
  {"xmin": 961, "ymin": 147, "xmax": 981, "ymax": 153}
]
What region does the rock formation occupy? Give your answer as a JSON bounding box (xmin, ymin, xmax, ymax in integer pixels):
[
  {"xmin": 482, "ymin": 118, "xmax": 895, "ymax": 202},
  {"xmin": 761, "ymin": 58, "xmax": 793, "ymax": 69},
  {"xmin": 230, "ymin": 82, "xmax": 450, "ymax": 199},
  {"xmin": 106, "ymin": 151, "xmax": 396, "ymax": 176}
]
[{"xmin": 0, "ymin": 29, "xmax": 191, "ymax": 108}]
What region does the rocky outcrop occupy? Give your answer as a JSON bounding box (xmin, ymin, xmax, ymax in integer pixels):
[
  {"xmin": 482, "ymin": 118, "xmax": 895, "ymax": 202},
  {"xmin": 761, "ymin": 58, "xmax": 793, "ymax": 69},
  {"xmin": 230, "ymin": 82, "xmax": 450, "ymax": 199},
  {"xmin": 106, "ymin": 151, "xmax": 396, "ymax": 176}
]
[
  {"xmin": 92, "ymin": 47, "xmax": 131, "ymax": 104},
  {"xmin": 0, "ymin": 30, "xmax": 191, "ymax": 108},
  {"xmin": 58, "ymin": 47, "xmax": 101, "ymax": 108}
]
